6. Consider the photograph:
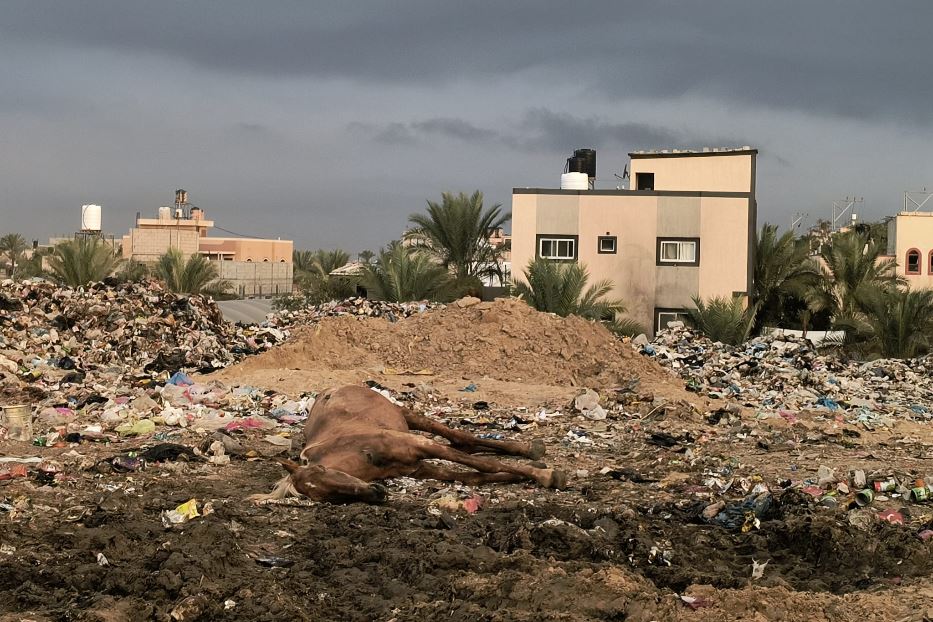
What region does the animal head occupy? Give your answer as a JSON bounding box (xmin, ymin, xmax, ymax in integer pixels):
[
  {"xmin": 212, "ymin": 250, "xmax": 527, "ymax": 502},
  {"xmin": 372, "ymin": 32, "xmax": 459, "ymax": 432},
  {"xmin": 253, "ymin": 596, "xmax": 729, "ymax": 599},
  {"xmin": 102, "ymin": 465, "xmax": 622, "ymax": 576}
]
[{"xmin": 278, "ymin": 459, "xmax": 388, "ymax": 504}]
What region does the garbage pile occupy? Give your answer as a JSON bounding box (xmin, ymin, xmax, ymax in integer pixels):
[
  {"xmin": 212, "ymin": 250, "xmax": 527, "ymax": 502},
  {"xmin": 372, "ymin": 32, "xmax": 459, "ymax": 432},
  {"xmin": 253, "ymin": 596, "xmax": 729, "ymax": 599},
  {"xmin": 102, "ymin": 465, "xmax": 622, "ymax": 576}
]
[
  {"xmin": 0, "ymin": 279, "xmax": 286, "ymax": 404},
  {"xmin": 640, "ymin": 323, "xmax": 933, "ymax": 422},
  {"xmin": 266, "ymin": 296, "xmax": 443, "ymax": 329}
]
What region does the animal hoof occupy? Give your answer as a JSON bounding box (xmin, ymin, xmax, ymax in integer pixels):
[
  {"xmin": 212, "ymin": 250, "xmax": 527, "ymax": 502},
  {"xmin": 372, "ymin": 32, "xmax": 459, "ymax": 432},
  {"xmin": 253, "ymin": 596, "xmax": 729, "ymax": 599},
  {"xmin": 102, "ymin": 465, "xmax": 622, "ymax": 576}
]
[
  {"xmin": 369, "ymin": 483, "xmax": 388, "ymax": 504},
  {"xmin": 529, "ymin": 439, "xmax": 546, "ymax": 460},
  {"xmin": 549, "ymin": 470, "xmax": 568, "ymax": 490}
]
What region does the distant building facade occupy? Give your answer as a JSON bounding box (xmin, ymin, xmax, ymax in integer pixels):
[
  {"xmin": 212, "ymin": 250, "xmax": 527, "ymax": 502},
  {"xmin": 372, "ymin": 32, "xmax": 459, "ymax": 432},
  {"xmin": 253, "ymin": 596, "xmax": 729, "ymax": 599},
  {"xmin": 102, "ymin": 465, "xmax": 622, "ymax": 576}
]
[
  {"xmin": 121, "ymin": 201, "xmax": 293, "ymax": 297},
  {"xmin": 885, "ymin": 212, "xmax": 933, "ymax": 286},
  {"xmin": 511, "ymin": 147, "xmax": 757, "ymax": 334}
]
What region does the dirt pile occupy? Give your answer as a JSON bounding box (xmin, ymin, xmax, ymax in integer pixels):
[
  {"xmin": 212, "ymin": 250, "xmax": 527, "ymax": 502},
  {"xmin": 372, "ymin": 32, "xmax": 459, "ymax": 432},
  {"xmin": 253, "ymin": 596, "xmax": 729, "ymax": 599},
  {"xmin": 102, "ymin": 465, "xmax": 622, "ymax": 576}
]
[{"xmin": 226, "ymin": 298, "xmax": 668, "ymax": 390}]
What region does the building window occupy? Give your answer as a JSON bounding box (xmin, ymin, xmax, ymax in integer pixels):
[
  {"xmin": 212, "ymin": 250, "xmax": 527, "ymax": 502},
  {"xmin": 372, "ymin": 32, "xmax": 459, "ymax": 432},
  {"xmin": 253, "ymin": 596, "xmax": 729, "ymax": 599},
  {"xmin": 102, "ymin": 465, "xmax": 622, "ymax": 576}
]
[
  {"xmin": 597, "ymin": 236, "xmax": 617, "ymax": 254},
  {"xmin": 906, "ymin": 248, "xmax": 921, "ymax": 275},
  {"xmin": 246, "ymin": 258, "xmax": 252, "ymax": 262},
  {"xmin": 636, "ymin": 172, "xmax": 654, "ymax": 191},
  {"xmin": 929, "ymin": 251, "xmax": 933, "ymax": 275},
  {"xmin": 655, "ymin": 308, "xmax": 689, "ymax": 333},
  {"xmin": 656, "ymin": 238, "xmax": 700, "ymax": 266},
  {"xmin": 537, "ymin": 235, "xmax": 578, "ymax": 260}
]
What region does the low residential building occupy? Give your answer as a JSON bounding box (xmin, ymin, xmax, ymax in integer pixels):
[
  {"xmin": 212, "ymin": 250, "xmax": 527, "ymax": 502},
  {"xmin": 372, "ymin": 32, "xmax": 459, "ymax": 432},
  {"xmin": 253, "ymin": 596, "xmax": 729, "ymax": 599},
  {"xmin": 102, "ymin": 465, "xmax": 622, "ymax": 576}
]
[
  {"xmin": 121, "ymin": 198, "xmax": 293, "ymax": 297},
  {"xmin": 885, "ymin": 211, "xmax": 933, "ymax": 286},
  {"xmin": 511, "ymin": 147, "xmax": 757, "ymax": 334}
]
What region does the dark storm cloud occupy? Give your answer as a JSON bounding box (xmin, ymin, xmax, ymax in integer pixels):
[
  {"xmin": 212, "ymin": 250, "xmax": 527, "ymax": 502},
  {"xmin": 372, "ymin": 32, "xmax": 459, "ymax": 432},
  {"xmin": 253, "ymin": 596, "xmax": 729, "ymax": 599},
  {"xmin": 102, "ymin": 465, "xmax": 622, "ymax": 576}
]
[
  {"xmin": 4, "ymin": 1, "xmax": 933, "ymax": 123},
  {"xmin": 348, "ymin": 109, "xmax": 725, "ymax": 152}
]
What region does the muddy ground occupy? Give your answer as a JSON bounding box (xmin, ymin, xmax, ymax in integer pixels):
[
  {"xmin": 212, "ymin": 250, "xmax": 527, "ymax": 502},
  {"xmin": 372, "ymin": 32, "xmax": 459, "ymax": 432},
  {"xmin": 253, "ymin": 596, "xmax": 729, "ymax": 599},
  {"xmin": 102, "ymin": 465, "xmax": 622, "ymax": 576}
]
[{"xmin": 2, "ymin": 391, "xmax": 932, "ymax": 621}]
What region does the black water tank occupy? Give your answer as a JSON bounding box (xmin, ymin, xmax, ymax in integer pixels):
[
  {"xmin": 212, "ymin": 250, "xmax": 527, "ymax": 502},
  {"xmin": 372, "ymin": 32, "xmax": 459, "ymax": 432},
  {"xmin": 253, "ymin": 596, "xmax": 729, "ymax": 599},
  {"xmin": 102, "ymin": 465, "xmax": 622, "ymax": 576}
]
[
  {"xmin": 573, "ymin": 148, "xmax": 596, "ymax": 178},
  {"xmin": 566, "ymin": 156, "xmax": 587, "ymax": 174}
]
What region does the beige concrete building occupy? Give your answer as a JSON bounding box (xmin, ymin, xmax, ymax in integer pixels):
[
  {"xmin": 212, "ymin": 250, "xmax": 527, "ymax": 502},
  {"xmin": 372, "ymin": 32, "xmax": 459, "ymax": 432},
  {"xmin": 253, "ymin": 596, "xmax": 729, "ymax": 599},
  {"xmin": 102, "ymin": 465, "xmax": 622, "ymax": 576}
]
[
  {"xmin": 885, "ymin": 212, "xmax": 933, "ymax": 287},
  {"xmin": 121, "ymin": 202, "xmax": 293, "ymax": 297},
  {"xmin": 511, "ymin": 148, "xmax": 757, "ymax": 334}
]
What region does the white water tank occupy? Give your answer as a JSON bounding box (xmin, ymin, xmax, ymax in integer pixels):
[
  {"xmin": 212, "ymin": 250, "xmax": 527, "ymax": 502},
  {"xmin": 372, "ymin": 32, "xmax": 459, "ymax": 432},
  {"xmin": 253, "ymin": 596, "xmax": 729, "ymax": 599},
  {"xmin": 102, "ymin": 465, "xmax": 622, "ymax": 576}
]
[
  {"xmin": 158, "ymin": 206, "xmax": 172, "ymax": 221},
  {"xmin": 80, "ymin": 204, "xmax": 102, "ymax": 231},
  {"xmin": 560, "ymin": 172, "xmax": 589, "ymax": 190}
]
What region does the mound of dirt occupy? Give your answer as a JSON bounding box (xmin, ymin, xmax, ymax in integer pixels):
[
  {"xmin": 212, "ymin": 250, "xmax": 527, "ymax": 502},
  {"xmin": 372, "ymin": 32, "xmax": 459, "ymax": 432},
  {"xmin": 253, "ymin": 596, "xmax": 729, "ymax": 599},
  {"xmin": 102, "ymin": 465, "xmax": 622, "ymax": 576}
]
[{"xmin": 223, "ymin": 298, "xmax": 670, "ymax": 390}]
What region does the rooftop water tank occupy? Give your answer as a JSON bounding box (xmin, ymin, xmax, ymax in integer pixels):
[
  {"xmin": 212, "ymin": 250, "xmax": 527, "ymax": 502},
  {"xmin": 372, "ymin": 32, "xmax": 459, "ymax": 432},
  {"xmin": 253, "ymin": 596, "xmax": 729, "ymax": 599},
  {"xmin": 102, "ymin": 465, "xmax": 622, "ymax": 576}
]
[
  {"xmin": 158, "ymin": 206, "xmax": 172, "ymax": 221},
  {"xmin": 560, "ymin": 172, "xmax": 589, "ymax": 190},
  {"xmin": 573, "ymin": 148, "xmax": 596, "ymax": 179},
  {"xmin": 81, "ymin": 204, "xmax": 102, "ymax": 231}
]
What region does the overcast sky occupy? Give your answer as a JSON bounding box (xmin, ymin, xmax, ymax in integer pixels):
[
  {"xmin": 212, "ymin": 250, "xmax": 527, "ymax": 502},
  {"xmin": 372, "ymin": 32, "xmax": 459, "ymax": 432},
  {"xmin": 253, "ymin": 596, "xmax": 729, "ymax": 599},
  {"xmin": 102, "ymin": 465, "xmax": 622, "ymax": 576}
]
[{"xmin": 2, "ymin": 1, "xmax": 932, "ymax": 253}]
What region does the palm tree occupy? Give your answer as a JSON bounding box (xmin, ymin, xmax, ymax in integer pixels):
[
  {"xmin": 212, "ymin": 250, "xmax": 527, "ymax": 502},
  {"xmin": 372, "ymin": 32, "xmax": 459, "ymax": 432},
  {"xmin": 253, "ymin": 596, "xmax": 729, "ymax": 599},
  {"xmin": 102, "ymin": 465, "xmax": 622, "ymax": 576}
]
[
  {"xmin": 512, "ymin": 258, "xmax": 624, "ymax": 321},
  {"xmin": 407, "ymin": 190, "xmax": 510, "ymax": 282},
  {"xmin": 311, "ymin": 249, "xmax": 351, "ymax": 277},
  {"xmin": 0, "ymin": 233, "xmax": 27, "ymax": 278},
  {"xmin": 47, "ymin": 238, "xmax": 122, "ymax": 287},
  {"xmin": 156, "ymin": 248, "xmax": 229, "ymax": 294},
  {"xmin": 362, "ymin": 243, "xmax": 452, "ymax": 302},
  {"xmin": 807, "ymin": 230, "xmax": 901, "ymax": 328},
  {"xmin": 751, "ymin": 223, "xmax": 822, "ymax": 332},
  {"xmin": 358, "ymin": 249, "xmax": 375, "ymax": 264},
  {"xmin": 842, "ymin": 287, "xmax": 933, "ymax": 358},
  {"xmin": 687, "ymin": 295, "xmax": 755, "ymax": 345},
  {"xmin": 292, "ymin": 249, "xmax": 316, "ymax": 275}
]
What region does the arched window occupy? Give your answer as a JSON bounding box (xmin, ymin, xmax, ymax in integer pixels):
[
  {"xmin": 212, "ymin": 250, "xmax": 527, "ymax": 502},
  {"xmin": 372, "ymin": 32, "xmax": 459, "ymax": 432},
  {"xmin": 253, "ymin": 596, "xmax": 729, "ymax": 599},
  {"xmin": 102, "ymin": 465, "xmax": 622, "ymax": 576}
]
[
  {"xmin": 906, "ymin": 249, "xmax": 921, "ymax": 275},
  {"xmin": 929, "ymin": 250, "xmax": 933, "ymax": 275},
  {"xmin": 263, "ymin": 258, "xmax": 269, "ymax": 262},
  {"xmin": 246, "ymin": 258, "xmax": 252, "ymax": 262},
  {"xmin": 280, "ymin": 259, "xmax": 286, "ymax": 263}
]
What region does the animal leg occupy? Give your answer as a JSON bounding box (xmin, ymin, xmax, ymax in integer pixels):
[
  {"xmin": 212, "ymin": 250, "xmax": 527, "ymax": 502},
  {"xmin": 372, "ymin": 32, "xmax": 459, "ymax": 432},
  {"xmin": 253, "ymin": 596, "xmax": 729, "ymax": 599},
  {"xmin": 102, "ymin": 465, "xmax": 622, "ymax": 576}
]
[
  {"xmin": 409, "ymin": 462, "xmax": 525, "ymax": 486},
  {"xmin": 403, "ymin": 411, "xmax": 546, "ymax": 459},
  {"xmin": 415, "ymin": 440, "xmax": 566, "ymax": 489}
]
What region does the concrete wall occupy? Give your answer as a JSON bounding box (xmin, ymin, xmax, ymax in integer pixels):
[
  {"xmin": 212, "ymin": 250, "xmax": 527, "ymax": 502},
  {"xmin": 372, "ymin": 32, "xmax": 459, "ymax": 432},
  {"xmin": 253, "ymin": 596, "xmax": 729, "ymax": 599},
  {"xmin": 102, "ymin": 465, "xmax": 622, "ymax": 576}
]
[
  {"xmin": 122, "ymin": 228, "xmax": 200, "ymax": 261},
  {"xmin": 199, "ymin": 237, "xmax": 293, "ymax": 263},
  {"xmin": 214, "ymin": 260, "xmax": 293, "ymax": 297},
  {"xmin": 629, "ymin": 152, "xmax": 755, "ymax": 193}
]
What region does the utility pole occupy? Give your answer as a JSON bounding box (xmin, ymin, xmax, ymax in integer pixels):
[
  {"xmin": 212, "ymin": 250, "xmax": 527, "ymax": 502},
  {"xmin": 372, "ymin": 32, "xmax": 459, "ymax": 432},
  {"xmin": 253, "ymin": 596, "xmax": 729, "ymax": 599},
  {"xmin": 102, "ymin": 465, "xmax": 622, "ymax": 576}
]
[{"xmin": 831, "ymin": 196, "xmax": 863, "ymax": 232}]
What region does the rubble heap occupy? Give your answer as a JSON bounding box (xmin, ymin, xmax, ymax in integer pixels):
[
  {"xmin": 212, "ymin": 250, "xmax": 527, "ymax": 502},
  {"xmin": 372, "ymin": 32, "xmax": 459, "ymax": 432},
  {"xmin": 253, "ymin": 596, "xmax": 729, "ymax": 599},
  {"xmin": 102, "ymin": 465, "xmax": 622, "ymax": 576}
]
[
  {"xmin": 642, "ymin": 324, "xmax": 933, "ymax": 422},
  {"xmin": 266, "ymin": 297, "xmax": 443, "ymax": 329},
  {"xmin": 0, "ymin": 279, "xmax": 286, "ymax": 398}
]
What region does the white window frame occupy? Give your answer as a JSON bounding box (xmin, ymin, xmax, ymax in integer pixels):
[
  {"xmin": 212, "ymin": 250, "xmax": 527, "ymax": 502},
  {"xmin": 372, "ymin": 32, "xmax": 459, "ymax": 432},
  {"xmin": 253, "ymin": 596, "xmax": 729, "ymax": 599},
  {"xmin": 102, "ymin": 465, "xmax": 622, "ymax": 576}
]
[
  {"xmin": 658, "ymin": 239, "xmax": 698, "ymax": 264},
  {"xmin": 598, "ymin": 236, "xmax": 617, "ymax": 254},
  {"xmin": 539, "ymin": 237, "xmax": 576, "ymax": 260}
]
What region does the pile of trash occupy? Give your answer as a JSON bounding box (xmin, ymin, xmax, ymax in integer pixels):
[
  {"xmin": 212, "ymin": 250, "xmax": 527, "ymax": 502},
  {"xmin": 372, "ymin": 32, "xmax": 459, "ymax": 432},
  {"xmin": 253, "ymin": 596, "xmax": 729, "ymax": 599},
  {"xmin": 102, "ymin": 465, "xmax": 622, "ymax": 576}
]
[
  {"xmin": 640, "ymin": 323, "xmax": 933, "ymax": 422},
  {"xmin": 0, "ymin": 279, "xmax": 288, "ymax": 410},
  {"xmin": 267, "ymin": 296, "xmax": 443, "ymax": 329}
]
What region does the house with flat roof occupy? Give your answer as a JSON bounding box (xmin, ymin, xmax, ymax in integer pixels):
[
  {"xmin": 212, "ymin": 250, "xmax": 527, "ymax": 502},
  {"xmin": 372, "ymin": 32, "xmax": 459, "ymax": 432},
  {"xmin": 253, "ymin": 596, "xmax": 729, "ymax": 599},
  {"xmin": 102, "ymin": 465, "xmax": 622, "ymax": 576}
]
[
  {"xmin": 121, "ymin": 191, "xmax": 293, "ymax": 297},
  {"xmin": 510, "ymin": 147, "xmax": 757, "ymax": 334}
]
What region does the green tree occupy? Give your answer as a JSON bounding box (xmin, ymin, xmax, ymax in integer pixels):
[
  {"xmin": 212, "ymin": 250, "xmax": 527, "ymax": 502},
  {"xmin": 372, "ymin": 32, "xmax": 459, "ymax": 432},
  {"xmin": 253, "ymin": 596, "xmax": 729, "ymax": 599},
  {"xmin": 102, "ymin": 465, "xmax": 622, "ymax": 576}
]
[
  {"xmin": 156, "ymin": 248, "xmax": 230, "ymax": 294},
  {"xmin": 47, "ymin": 238, "xmax": 122, "ymax": 287},
  {"xmin": 311, "ymin": 249, "xmax": 351, "ymax": 277},
  {"xmin": 751, "ymin": 223, "xmax": 822, "ymax": 332},
  {"xmin": 839, "ymin": 287, "xmax": 933, "ymax": 358},
  {"xmin": 362, "ymin": 243, "xmax": 452, "ymax": 302},
  {"xmin": 407, "ymin": 190, "xmax": 510, "ymax": 282},
  {"xmin": 687, "ymin": 295, "xmax": 755, "ymax": 346},
  {"xmin": 512, "ymin": 258, "xmax": 624, "ymax": 321},
  {"xmin": 358, "ymin": 249, "xmax": 375, "ymax": 264},
  {"xmin": 807, "ymin": 230, "xmax": 901, "ymax": 328},
  {"xmin": 0, "ymin": 233, "xmax": 28, "ymax": 278}
]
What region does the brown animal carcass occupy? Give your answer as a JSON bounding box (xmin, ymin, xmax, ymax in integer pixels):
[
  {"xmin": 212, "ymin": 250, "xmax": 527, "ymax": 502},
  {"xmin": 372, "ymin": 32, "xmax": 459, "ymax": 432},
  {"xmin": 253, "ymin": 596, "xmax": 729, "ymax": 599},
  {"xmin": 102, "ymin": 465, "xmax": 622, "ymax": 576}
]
[{"xmin": 252, "ymin": 385, "xmax": 567, "ymax": 503}]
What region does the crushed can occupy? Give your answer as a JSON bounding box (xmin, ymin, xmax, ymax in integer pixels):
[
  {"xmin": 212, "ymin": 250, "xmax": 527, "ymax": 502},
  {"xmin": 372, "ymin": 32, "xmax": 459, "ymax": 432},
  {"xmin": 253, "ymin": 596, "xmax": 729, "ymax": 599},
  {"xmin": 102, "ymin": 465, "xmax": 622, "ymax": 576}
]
[
  {"xmin": 855, "ymin": 489, "xmax": 874, "ymax": 507},
  {"xmin": 909, "ymin": 485, "xmax": 929, "ymax": 503},
  {"xmin": 873, "ymin": 478, "xmax": 897, "ymax": 493}
]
